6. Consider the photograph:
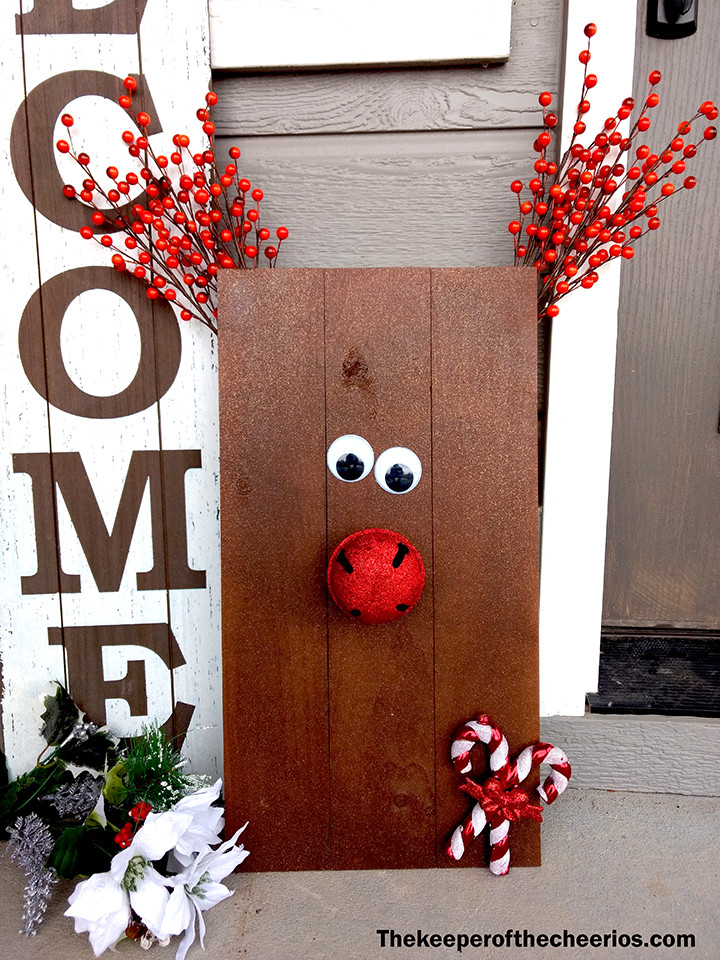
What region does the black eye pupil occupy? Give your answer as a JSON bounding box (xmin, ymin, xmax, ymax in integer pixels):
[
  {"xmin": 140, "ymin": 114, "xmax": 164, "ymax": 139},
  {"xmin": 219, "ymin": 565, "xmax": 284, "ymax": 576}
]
[
  {"xmin": 385, "ymin": 463, "xmax": 413, "ymax": 492},
  {"xmin": 336, "ymin": 452, "xmax": 364, "ymax": 481}
]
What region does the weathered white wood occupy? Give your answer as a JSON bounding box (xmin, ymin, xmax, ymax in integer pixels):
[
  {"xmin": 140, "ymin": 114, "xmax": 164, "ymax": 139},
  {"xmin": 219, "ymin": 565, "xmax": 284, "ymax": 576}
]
[
  {"xmin": 209, "ymin": 0, "xmax": 512, "ymax": 71},
  {"xmin": 541, "ymin": 714, "xmax": 720, "ymax": 797},
  {"xmin": 539, "ymin": 0, "xmax": 638, "ymax": 716},
  {"xmin": 213, "ymin": 0, "xmax": 564, "ymax": 135},
  {"xmin": 0, "ymin": 2, "xmax": 67, "ymax": 771},
  {"xmin": 1, "ymin": 0, "xmax": 217, "ymax": 778},
  {"xmin": 139, "ymin": 0, "xmax": 222, "ymax": 781}
]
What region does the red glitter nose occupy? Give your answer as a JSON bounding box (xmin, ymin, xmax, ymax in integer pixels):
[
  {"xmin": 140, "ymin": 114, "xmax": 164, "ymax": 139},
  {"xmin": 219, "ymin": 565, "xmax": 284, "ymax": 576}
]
[{"xmin": 327, "ymin": 528, "xmax": 425, "ymax": 624}]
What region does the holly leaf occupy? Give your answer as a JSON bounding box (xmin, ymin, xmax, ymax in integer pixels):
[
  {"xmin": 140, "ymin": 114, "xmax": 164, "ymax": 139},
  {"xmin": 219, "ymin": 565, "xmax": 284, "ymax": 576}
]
[
  {"xmin": 47, "ymin": 823, "xmax": 114, "ymax": 879},
  {"xmin": 58, "ymin": 731, "xmax": 116, "ymax": 771},
  {"xmin": 0, "ymin": 764, "xmax": 66, "ymax": 838},
  {"xmin": 47, "ymin": 824, "xmax": 85, "ymax": 878},
  {"xmin": 40, "ymin": 685, "xmax": 80, "ymax": 746}
]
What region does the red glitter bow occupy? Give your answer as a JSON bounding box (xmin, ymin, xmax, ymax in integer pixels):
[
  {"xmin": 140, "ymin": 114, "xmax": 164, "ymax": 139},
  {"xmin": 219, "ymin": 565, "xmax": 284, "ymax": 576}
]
[{"xmin": 460, "ymin": 775, "xmax": 544, "ymax": 823}]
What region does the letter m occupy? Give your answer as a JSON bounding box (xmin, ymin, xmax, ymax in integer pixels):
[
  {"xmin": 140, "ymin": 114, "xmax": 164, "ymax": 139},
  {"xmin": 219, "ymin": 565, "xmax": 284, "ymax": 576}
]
[{"xmin": 14, "ymin": 450, "xmax": 206, "ymax": 594}]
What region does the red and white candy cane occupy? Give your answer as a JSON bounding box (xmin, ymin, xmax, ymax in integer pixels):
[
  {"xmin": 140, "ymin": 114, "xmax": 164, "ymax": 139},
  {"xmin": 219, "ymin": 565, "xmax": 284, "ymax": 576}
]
[{"xmin": 446, "ymin": 714, "xmax": 571, "ymax": 876}]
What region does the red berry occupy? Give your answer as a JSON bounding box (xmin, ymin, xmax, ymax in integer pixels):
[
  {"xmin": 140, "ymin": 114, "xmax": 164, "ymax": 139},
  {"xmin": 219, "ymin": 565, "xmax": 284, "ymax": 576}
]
[
  {"xmin": 206, "ymin": 91, "xmax": 219, "ymax": 106},
  {"xmin": 124, "ymin": 76, "xmax": 137, "ymax": 91},
  {"xmin": 251, "ymin": 188, "xmax": 264, "ymax": 202},
  {"xmin": 230, "ymin": 145, "xmax": 241, "ymax": 159},
  {"xmin": 264, "ymin": 245, "xmax": 278, "ymax": 259},
  {"xmin": 203, "ymin": 121, "xmax": 215, "ymax": 135},
  {"xmin": 118, "ymin": 95, "xmax": 131, "ymax": 109},
  {"xmin": 508, "ymin": 221, "xmax": 521, "ymax": 235},
  {"xmin": 646, "ymin": 93, "xmax": 660, "ymax": 109},
  {"xmin": 578, "ymin": 50, "xmax": 591, "ymax": 65},
  {"xmin": 637, "ymin": 117, "xmax": 651, "ymax": 132},
  {"xmin": 539, "ymin": 92, "xmax": 552, "ymax": 107},
  {"xmin": 584, "ymin": 22, "xmax": 597, "ymax": 37},
  {"xmin": 510, "ymin": 180, "xmax": 523, "ymax": 194},
  {"xmin": 684, "ymin": 176, "xmax": 697, "ymax": 189},
  {"xmin": 79, "ymin": 226, "xmax": 93, "ymax": 239},
  {"xmin": 574, "ymin": 121, "xmax": 586, "ymax": 135},
  {"xmin": 181, "ymin": 309, "xmax": 192, "ymax": 321},
  {"xmin": 136, "ymin": 111, "xmax": 150, "ymax": 127},
  {"xmin": 276, "ymin": 226, "xmax": 289, "ymax": 240},
  {"xmin": 648, "ymin": 217, "xmax": 660, "ymax": 230},
  {"xmin": 62, "ymin": 184, "xmax": 76, "ymax": 198},
  {"xmin": 585, "ymin": 74, "xmax": 597, "ymax": 88},
  {"xmin": 648, "ymin": 70, "xmax": 662, "ymax": 86},
  {"xmin": 661, "ymin": 183, "xmax": 674, "ymax": 196},
  {"xmin": 621, "ymin": 247, "xmax": 634, "ymax": 259},
  {"xmin": 704, "ymin": 126, "xmax": 717, "ymax": 140},
  {"xmin": 61, "ymin": 113, "xmax": 74, "ymax": 127},
  {"xmin": 56, "ymin": 139, "xmax": 70, "ymax": 153}
]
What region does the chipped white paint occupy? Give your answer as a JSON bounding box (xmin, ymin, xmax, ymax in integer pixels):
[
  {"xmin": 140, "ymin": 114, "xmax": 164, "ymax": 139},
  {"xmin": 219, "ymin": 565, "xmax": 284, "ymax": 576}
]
[
  {"xmin": 1, "ymin": 0, "xmax": 220, "ymax": 778},
  {"xmin": 208, "ymin": 0, "xmax": 512, "ymax": 70}
]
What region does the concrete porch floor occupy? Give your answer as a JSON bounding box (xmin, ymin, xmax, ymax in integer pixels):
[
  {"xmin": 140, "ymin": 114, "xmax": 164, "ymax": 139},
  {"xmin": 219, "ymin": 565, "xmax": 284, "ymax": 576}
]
[{"xmin": 1, "ymin": 789, "xmax": 718, "ymax": 960}]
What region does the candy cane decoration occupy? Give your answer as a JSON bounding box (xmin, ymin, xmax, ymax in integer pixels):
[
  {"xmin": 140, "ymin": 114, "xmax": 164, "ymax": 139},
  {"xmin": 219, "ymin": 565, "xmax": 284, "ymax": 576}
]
[{"xmin": 446, "ymin": 714, "xmax": 571, "ymax": 875}]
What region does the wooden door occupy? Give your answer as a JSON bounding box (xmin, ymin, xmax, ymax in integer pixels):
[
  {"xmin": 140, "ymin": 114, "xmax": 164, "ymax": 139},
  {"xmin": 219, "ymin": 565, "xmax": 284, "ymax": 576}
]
[{"xmin": 600, "ymin": 5, "xmax": 720, "ymax": 713}]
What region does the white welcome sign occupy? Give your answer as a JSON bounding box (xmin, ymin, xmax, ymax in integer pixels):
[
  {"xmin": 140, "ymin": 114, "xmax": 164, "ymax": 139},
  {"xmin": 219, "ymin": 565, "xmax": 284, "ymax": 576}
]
[{"xmin": 1, "ymin": 0, "xmax": 219, "ymax": 777}]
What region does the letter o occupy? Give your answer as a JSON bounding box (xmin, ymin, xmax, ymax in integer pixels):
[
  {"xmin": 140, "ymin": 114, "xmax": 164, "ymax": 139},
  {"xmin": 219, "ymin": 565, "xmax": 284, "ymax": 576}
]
[{"xmin": 19, "ymin": 267, "xmax": 182, "ymax": 418}]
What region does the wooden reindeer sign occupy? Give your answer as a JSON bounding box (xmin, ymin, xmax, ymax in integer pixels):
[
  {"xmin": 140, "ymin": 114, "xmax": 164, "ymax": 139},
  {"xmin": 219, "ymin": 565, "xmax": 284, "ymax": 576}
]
[{"xmin": 219, "ymin": 267, "xmax": 539, "ymax": 870}]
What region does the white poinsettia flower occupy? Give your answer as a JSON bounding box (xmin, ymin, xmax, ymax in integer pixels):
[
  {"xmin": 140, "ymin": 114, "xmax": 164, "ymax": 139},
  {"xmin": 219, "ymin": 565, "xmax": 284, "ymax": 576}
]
[
  {"xmin": 156, "ymin": 825, "xmax": 249, "ymax": 960},
  {"xmin": 110, "ymin": 809, "xmax": 195, "ymax": 880},
  {"xmin": 170, "ymin": 779, "xmax": 225, "ymax": 866},
  {"xmin": 65, "ymin": 860, "xmax": 170, "ymax": 956},
  {"xmin": 66, "ymin": 871, "xmax": 130, "ymax": 956}
]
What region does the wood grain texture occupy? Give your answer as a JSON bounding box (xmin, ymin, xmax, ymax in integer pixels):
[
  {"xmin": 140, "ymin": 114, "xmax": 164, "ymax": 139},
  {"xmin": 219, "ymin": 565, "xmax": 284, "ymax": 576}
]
[
  {"xmin": 219, "ymin": 268, "xmax": 539, "ymax": 870},
  {"xmin": 2, "ymin": 1, "xmax": 217, "ymax": 776},
  {"xmin": 219, "ymin": 270, "xmax": 331, "ymax": 870},
  {"xmin": 541, "ymin": 714, "xmax": 720, "ymax": 797},
  {"xmin": 215, "ymin": 129, "xmax": 536, "ymax": 270},
  {"xmin": 431, "ymin": 267, "xmax": 540, "ymax": 867},
  {"xmin": 603, "ymin": 3, "xmax": 720, "ymax": 628},
  {"xmin": 212, "ymin": 0, "xmax": 563, "ymax": 135},
  {"xmin": 325, "ymin": 268, "xmax": 435, "ymax": 869}
]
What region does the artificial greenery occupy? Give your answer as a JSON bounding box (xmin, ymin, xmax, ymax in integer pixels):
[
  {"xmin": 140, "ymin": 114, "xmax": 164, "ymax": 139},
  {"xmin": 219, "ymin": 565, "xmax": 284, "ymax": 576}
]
[{"xmin": 0, "ymin": 684, "xmax": 206, "ymax": 935}]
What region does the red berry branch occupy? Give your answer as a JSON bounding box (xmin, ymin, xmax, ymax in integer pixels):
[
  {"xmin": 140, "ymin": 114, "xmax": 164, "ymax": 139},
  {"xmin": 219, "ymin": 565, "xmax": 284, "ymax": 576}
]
[
  {"xmin": 508, "ymin": 22, "xmax": 717, "ymax": 322},
  {"xmin": 56, "ymin": 79, "xmax": 289, "ymax": 334}
]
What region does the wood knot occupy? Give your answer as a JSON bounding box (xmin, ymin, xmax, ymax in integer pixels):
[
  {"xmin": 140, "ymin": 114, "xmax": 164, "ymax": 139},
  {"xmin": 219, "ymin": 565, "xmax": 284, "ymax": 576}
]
[{"xmin": 341, "ymin": 349, "xmax": 371, "ymax": 387}]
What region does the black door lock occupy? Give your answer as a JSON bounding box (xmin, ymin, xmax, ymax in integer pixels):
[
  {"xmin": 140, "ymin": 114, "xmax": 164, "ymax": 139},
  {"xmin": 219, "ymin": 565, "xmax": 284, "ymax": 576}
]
[{"xmin": 647, "ymin": 0, "xmax": 698, "ymax": 39}]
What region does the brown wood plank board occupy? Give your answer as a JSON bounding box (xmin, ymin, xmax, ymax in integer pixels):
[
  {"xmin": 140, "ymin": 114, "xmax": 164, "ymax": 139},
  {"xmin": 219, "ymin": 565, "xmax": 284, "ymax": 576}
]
[
  {"xmin": 219, "ymin": 270, "xmax": 331, "ymax": 870},
  {"xmin": 431, "ymin": 267, "xmax": 540, "ymax": 867},
  {"xmin": 325, "ymin": 268, "xmax": 435, "ymax": 869},
  {"xmin": 219, "ymin": 267, "xmax": 538, "ymax": 871}
]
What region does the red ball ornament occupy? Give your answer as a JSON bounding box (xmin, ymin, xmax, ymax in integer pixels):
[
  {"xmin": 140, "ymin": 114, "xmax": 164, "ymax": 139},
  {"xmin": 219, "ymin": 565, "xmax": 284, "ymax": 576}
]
[{"xmin": 327, "ymin": 529, "xmax": 425, "ymax": 624}]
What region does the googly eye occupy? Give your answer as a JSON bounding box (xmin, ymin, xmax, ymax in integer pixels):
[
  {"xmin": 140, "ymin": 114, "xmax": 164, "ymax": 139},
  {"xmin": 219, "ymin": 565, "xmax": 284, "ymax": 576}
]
[
  {"xmin": 327, "ymin": 435, "xmax": 374, "ymax": 482},
  {"xmin": 374, "ymin": 447, "xmax": 422, "ymax": 494}
]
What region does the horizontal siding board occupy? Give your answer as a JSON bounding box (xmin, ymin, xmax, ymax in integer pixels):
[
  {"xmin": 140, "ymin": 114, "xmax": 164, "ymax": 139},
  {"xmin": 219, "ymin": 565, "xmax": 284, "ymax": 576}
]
[
  {"xmin": 213, "ymin": 0, "xmax": 563, "ymax": 135},
  {"xmin": 541, "ymin": 714, "xmax": 720, "ymax": 797},
  {"xmin": 215, "ymin": 129, "xmax": 534, "ymax": 268}
]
